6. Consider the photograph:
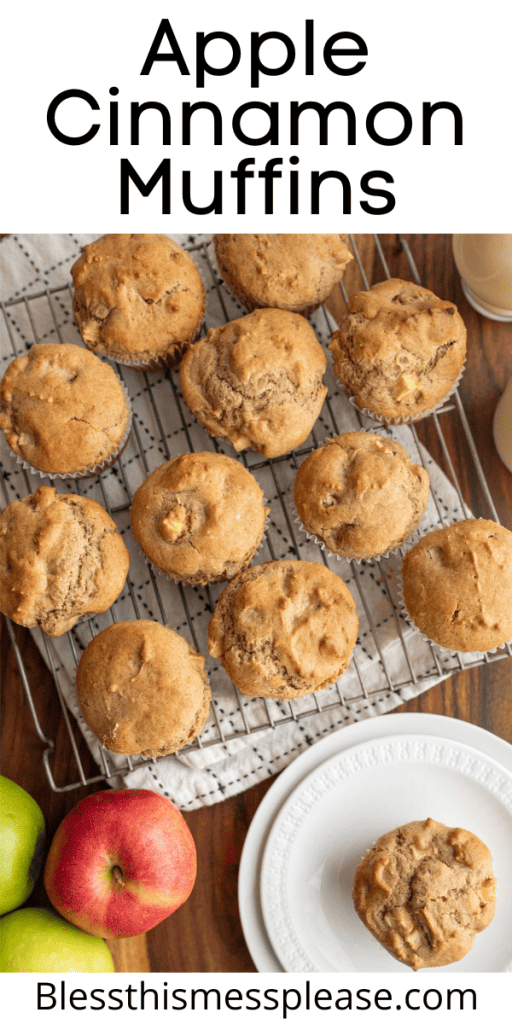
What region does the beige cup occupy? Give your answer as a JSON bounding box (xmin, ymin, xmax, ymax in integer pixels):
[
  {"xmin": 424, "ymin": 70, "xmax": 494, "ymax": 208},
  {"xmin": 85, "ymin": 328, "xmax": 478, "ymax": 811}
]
[{"xmin": 452, "ymin": 235, "xmax": 512, "ymax": 322}]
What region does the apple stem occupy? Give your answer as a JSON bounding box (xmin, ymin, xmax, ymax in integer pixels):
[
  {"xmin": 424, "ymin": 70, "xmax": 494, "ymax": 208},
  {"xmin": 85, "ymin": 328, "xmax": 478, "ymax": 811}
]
[{"xmin": 112, "ymin": 865, "xmax": 125, "ymax": 888}]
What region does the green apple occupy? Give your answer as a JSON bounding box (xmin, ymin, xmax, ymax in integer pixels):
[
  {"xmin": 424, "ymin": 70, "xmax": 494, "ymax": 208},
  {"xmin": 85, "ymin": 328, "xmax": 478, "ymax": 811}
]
[
  {"xmin": 0, "ymin": 776, "xmax": 45, "ymax": 915},
  {"xmin": 0, "ymin": 908, "xmax": 115, "ymax": 972}
]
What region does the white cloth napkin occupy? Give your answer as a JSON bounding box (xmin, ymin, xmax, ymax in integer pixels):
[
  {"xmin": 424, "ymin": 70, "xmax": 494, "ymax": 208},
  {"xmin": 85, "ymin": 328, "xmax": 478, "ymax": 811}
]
[{"xmin": 0, "ymin": 234, "xmax": 478, "ymax": 810}]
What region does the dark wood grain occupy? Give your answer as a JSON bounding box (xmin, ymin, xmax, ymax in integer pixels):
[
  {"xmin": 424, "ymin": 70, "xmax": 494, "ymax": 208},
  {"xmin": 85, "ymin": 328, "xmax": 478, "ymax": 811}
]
[{"xmin": 2, "ymin": 234, "xmax": 512, "ymax": 973}]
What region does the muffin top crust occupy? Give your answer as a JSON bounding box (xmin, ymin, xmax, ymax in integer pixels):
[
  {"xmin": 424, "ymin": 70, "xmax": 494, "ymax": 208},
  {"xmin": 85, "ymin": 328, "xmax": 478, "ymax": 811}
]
[
  {"xmin": 131, "ymin": 451, "xmax": 269, "ymax": 585},
  {"xmin": 0, "ymin": 343, "xmax": 130, "ymax": 474},
  {"xmin": 402, "ymin": 518, "xmax": 512, "ymax": 652},
  {"xmin": 294, "ymin": 432, "xmax": 430, "ymax": 559},
  {"xmin": 329, "ymin": 278, "xmax": 466, "ymax": 420},
  {"xmin": 208, "ymin": 559, "xmax": 358, "ymax": 700},
  {"xmin": 71, "ymin": 233, "xmax": 205, "ymax": 363},
  {"xmin": 353, "ymin": 817, "xmax": 496, "ymax": 970},
  {"xmin": 180, "ymin": 307, "xmax": 327, "ymax": 458},
  {"xmin": 76, "ymin": 620, "xmax": 211, "ymax": 757},
  {"xmin": 0, "ymin": 486, "xmax": 129, "ymax": 636}
]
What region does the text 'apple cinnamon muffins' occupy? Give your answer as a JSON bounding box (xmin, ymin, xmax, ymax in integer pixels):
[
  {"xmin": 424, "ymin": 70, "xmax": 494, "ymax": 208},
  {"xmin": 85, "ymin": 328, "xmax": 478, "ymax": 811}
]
[
  {"xmin": 401, "ymin": 518, "xmax": 512, "ymax": 653},
  {"xmin": 131, "ymin": 451, "xmax": 269, "ymax": 586},
  {"xmin": 329, "ymin": 279, "xmax": 467, "ymax": 422},
  {"xmin": 71, "ymin": 234, "xmax": 205, "ymax": 370},
  {"xmin": 353, "ymin": 817, "xmax": 496, "ymax": 970},
  {"xmin": 208, "ymin": 560, "xmax": 358, "ymax": 700},
  {"xmin": 213, "ymin": 233, "xmax": 353, "ymax": 316},
  {"xmin": 0, "ymin": 487, "xmax": 129, "ymax": 637},
  {"xmin": 0, "ymin": 343, "xmax": 131, "ymax": 477},
  {"xmin": 76, "ymin": 620, "xmax": 211, "ymax": 758},
  {"xmin": 294, "ymin": 432, "xmax": 430, "ymax": 560},
  {"xmin": 180, "ymin": 308, "xmax": 328, "ymax": 458}
]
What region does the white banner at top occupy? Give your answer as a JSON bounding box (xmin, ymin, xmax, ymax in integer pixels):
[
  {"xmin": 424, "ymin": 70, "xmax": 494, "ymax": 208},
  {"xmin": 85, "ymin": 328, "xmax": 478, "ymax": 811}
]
[{"xmin": 1, "ymin": 0, "xmax": 510, "ymax": 231}]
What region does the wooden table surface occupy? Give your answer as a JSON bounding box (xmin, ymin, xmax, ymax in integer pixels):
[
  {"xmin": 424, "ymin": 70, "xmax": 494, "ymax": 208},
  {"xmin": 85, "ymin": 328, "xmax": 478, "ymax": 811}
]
[{"xmin": 2, "ymin": 234, "xmax": 512, "ymax": 973}]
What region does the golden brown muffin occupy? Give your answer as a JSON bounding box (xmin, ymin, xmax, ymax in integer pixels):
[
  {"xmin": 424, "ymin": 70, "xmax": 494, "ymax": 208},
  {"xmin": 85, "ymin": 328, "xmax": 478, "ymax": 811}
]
[
  {"xmin": 353, "ymin": 818, "xmax": 496, "ymax": 970},
  {"xmin": 213, "ymin": 234, "xmax": 352, "ymax": 315},
  {"xmin": 131, "ymin": 451, "xmax": 269, "ymax": 585},
  {"xmin": 0, "ymin": 487, "xmax": 129, "ymax": 637},
  {"xmin": 0, "ymin": 343, "xmax": 130, "ymax": 476},
  {"xmin": 208, "ymin": 560, "xmax": 358, "ymax": 700},
  {"xmin": 71, "ymin": 234, "xmax": 205, "ymax": 369},
  {"xmin": 329, "ymin": 279, "xmax": 467, "ymax": 421},
  {"xmin": 76, "ymin": 620, "xmax": 211, "ymax": 757},
  {"xmin": 294, "ymin": 432, "xmax": 430, "ymax": 560},
  {"xmin": 180, "ymin": 308, "xmax": 328, "ymax": 458},
  {"xmin": 401, "ymin": 518, "xmax": 512, "ymax": 652}
]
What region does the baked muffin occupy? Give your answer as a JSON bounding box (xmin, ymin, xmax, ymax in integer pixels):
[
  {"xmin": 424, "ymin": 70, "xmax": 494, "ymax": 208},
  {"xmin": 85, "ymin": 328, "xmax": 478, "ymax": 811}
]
[
  {"xmin": 131, "ymin": 451, "xmax": 269, "ymax": 585},
  {"xmin": 76, "ymin": 620, "xmax": 211, "ymax": 757},
  {"xmin": 0, "ymin": 487, "xmax": 129, "ymax": 637},
  {"xmin": 329, "ymin": 279, "xmax": 467, "ymax": 421},
  {"xmin": 213, "ymin": 234, "xmax": 352, "ymax": 316},
  {"xmin": 180, "ymin": 308, "xmax": 328, "ymax": 458},
  {"xmin": 294, "ymin": 432, "xmax": 430, "ymax": 560},
  {"xmin": 401, "ymin": 519, "xmax": 512, "ymax": 652},
  {"xmin": 353, "ymin": 817, "xmax": 496, "ymax": 970},
  {"xmin": 208, "ymin": 560, "xmax": 358, "ymax": 699},
  {"xmin": 0, "ymin": 343, "xmax": 131, "ymax": 477},
  {"xmin": 71, "ymin": 234, "xmax": 205, "ymax": 370}
]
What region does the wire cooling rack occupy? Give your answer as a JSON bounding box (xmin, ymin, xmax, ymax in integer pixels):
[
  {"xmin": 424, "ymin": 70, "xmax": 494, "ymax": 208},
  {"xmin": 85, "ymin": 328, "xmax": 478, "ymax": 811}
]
[{"xmin": 2, "ymin": 235, "xmax": 510, "ymax": 792}]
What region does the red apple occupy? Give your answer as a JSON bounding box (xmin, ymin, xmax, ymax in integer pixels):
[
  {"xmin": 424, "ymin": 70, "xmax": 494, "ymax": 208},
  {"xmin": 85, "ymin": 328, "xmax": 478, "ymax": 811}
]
[{"xmin": 43, "ymin": 789, "xmax": 196, "ymax": 939}]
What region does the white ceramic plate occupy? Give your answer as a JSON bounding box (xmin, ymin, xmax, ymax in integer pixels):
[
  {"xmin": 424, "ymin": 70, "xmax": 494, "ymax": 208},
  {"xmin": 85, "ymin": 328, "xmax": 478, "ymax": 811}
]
[
  {"xmin": 259, "ymin": 733, "xmax": 512, "ymax": 973},
  {"xmin": 238, "ymin": 714, "xmax": 512, "ymax": 973}
]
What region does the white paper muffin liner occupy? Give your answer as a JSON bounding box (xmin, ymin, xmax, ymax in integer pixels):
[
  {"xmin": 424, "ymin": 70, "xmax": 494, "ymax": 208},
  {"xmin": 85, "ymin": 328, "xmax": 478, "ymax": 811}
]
[
  {"xmin": 290, "ymin": 427, "xmax": 429, "ymax": 564},
  {"xmin": 396, "ymin": 540, "xmax": 512, "ymax": 658},
  {"xmin": 7, "ymin": 380, "xmax": 133, "ymax": 480},
  {"xmin": 342, "ymin": 358, "xmax": 466, "ymax": 426}
]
